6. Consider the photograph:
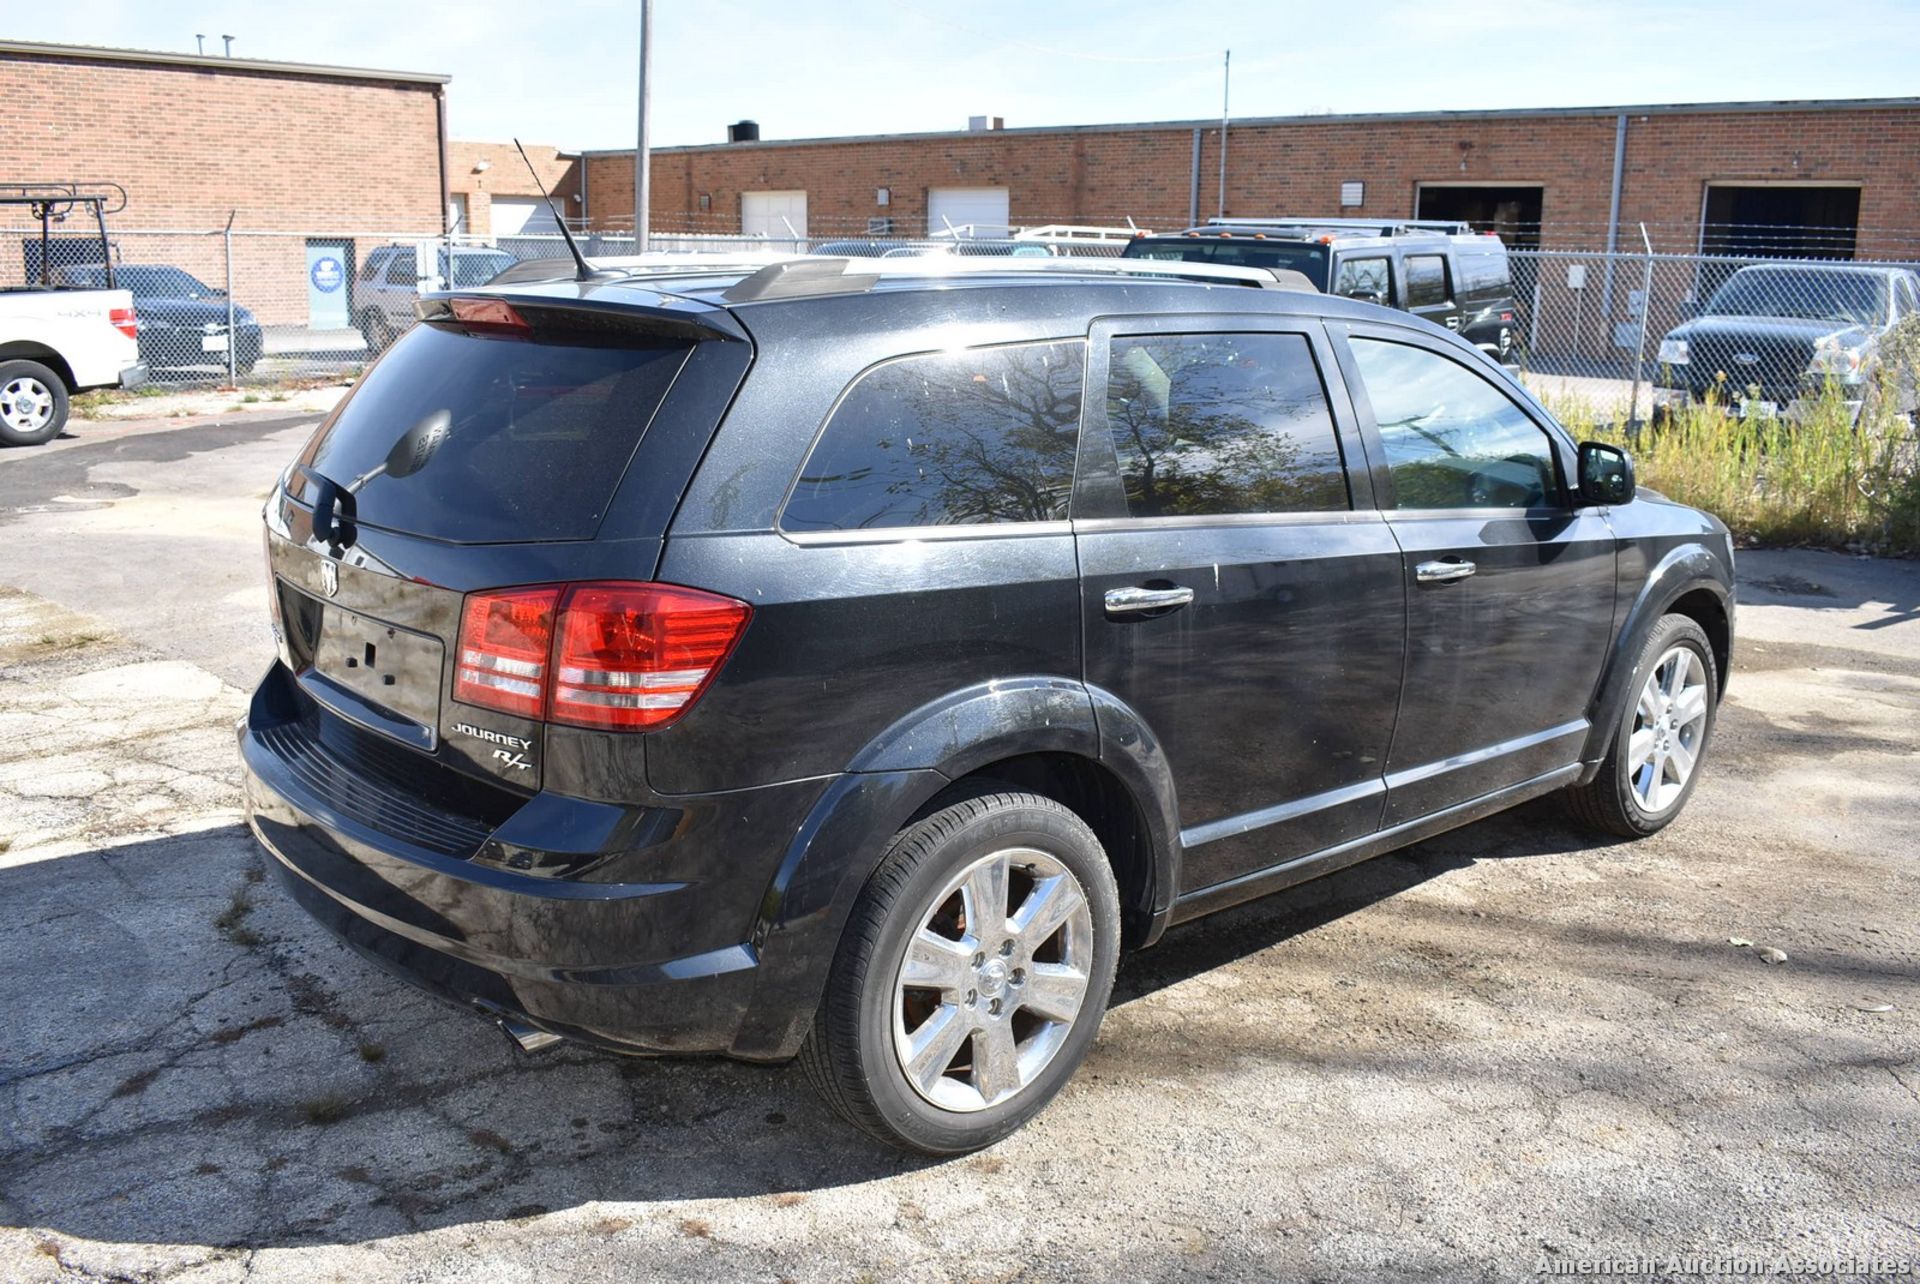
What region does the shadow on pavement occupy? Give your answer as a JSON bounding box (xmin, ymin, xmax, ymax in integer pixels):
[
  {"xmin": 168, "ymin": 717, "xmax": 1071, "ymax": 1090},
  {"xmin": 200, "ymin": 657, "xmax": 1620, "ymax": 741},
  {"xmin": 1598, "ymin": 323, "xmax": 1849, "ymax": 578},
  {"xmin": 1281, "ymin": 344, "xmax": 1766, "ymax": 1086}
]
[{"xmin": 5, "ymin": 796, "xmax": 1908, "ymax": 1251}]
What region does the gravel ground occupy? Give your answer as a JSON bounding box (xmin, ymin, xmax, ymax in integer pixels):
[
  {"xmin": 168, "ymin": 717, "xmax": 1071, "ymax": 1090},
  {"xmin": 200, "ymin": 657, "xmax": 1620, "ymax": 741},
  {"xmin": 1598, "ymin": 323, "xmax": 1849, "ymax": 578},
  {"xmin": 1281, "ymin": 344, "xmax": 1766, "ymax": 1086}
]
[{"xmin": 0, "ymin": 415, "xmax": 1915, "ymax": 1282}]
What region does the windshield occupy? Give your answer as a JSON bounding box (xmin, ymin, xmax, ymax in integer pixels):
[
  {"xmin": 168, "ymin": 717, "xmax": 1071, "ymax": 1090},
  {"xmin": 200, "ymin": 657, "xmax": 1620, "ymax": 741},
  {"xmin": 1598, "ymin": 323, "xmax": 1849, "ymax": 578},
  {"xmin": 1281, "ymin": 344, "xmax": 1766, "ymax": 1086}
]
[
  {"xmin": 1704, "ymin": 270, "xmax": 1888, "ymax": 326},
  {"xmin": 445, "ymin": 253, "xmax": 514, "ymax": 288},
  {"xmin": 1122, "ymin": 239, "xmax": 1331, "ymax": 289}
]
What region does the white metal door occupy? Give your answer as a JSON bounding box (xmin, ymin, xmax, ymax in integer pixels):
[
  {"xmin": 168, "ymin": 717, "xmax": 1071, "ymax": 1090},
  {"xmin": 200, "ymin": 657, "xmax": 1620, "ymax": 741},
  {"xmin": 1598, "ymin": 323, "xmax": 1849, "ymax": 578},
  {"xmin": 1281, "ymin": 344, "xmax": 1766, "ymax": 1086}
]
[
  {"xmin": 742, "ymin": 191, "xmax": 807, "ymax": 240},
  {"xmin": 491, "ymin": 198, "xmax": 561, "ymax": 237},
  {"xmin": 928, "ymin": 187, "xmax": 1010, "ymax": 237}
]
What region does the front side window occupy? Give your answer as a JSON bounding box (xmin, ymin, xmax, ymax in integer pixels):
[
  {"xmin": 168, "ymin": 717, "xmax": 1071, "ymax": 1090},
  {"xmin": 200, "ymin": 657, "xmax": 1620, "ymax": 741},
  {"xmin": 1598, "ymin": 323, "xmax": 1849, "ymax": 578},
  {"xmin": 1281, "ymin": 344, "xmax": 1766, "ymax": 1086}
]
[
  {"xmin": 385, "ymin": 255, "xmax": 415, "ymax": 286},
  {"xmin": 1104, "ymin": 332, "xmax": 1348, "ymax": 518},
  {"xmin": 1332, "ymin": 257, "xmax": 1393, "ymax": 301},
  {"xmin": 1405, "ymin": 255, "xmax": 1450, "ymax": 308},
  {"xmin": 1349, "ymin": 338, "xmax": 1558, "ymax": 510},
  {"xmin": 782, "ymin": 340, "xmax": 1085, "ymax": 532}
]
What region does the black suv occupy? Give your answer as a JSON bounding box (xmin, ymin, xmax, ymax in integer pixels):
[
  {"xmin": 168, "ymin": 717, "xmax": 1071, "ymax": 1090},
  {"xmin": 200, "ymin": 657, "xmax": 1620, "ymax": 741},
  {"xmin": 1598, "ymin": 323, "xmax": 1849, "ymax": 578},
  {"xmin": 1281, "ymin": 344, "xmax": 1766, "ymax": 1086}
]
[
  {"xmin": 241, "ymin": 256, "xmax": 1734, "ymax": 1154},
  {"xmin": 1123, "ymin": 219, "xmax": 1521, "ymax": 368}
]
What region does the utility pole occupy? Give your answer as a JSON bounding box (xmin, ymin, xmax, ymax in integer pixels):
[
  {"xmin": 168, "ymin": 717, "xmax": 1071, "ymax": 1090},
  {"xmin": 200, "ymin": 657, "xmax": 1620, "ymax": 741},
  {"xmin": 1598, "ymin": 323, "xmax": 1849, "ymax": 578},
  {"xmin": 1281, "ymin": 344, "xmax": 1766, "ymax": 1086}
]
[
  {"xmin": 1217, "ymin": 50, "xmax": 1230, "ymax": 219},
  {"xmin": 635, "ymin": 0, "xmax": 652, "ymax": 254}
]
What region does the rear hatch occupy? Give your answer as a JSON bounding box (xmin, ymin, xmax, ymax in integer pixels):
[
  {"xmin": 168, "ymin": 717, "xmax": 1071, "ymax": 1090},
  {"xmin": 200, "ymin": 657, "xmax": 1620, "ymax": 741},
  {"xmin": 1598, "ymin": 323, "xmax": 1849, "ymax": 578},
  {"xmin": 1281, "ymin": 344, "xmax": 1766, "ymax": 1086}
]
[{"xmin": 262, "ymin": 285, "xmax": 751, "ymax": 810}]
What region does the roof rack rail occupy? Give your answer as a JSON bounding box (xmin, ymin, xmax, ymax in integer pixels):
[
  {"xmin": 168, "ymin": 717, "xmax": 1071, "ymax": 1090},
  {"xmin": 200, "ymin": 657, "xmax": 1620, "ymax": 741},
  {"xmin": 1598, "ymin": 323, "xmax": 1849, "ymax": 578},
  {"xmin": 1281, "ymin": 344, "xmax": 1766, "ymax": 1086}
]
[
  {"xmin": 0, "ymin": 181, "xmax": 129, "ymax": 213},
  {"xmin": 721, "ymin": 254, "xmax": 1318, "ymax": 303},
  {"xmin": 1200, "ymin": 216, "xmax": 1472, "ymax": 238}
]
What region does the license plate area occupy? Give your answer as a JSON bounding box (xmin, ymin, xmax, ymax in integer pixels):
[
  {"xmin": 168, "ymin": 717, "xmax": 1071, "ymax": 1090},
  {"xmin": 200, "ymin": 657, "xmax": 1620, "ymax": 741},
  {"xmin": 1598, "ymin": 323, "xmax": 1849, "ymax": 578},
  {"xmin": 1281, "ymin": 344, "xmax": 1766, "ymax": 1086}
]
[{"xmin": 302, "ymin": 604, "xmax": 444, "ymax": 751}]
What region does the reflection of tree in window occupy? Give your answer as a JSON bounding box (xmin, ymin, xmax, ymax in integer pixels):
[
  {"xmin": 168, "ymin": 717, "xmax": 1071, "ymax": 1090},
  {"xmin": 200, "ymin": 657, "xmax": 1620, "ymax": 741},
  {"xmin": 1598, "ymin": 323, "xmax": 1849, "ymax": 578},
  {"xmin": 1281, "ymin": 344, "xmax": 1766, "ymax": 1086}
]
[
  {"xmin": 784, "ymin": 342, "xmax": 1084, "ymax": 530},
  {"xmin": 1106, "ymin": 334, "xmax": 1347, "ymax": 517},
  {"xmin": 1349, "ymin": 338, "xmax": 1554, "ymax": 509}
]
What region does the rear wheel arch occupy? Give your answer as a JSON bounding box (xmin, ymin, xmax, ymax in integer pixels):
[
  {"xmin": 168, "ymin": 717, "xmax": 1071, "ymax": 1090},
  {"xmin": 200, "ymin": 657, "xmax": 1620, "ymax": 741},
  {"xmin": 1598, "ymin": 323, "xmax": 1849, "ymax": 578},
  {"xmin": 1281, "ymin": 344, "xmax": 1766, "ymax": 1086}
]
[
  {"xmin": 919, "ymin": 752, "xmax": 1161, "ymax": 950},
  {"xmin": 0, "ymin": 343, "xmax": 75, "ymax": 391}
]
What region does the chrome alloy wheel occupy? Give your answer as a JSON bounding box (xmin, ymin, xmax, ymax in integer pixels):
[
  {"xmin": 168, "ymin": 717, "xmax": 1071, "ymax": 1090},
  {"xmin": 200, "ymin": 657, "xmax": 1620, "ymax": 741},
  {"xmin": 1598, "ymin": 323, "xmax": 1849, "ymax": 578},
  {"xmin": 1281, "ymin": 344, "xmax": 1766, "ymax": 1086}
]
[
  {"xmin": 1, "ymin": 376, "xmax": 56, "ymax": 434},
  {"xmin": 891, "ymin": 847, "xmax": 1094, "ymax": 1113},
  {"xmin": 1629, "ymin": 645, "xmax": 1711, "ymax": 814}
]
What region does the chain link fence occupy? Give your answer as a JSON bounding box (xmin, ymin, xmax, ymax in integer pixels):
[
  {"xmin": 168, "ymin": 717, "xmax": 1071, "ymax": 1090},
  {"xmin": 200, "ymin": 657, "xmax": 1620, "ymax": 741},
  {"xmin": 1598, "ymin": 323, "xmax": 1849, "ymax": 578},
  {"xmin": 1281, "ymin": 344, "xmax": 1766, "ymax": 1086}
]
[
  {"xmin": 1508, "ymin": 247, "xmax": 1919, "ymax": 424},
  {"xmin": 5, "ymin": 213, "xmax": 1914, "ymax": 418}
]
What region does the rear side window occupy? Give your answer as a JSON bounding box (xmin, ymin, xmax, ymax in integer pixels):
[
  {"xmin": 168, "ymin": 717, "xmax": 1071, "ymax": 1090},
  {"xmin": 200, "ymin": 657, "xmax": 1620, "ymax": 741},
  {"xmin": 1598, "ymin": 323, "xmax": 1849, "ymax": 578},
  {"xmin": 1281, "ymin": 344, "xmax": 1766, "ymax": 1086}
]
[
  {"xmin": 297, "ymin": 323, "xmax": 692, "ymax": 543},
  {"xmin": 781, "ymin": 340, "xmax": 1085, "ymax": 532},
  {"xmin": 1104, "ymin": 332, "xmax": 1348, "ymax": 518},
  {"xmin": 1406, "ymin": 255, "xmax": 1449, "ymax": 307}
]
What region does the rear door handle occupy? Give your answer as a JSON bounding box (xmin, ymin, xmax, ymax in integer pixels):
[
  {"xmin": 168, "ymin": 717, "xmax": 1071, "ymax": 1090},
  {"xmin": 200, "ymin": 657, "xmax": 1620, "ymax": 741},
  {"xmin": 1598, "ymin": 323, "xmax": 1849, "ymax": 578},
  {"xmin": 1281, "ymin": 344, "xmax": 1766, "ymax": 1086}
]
[
  {"xmin": 1415, "ymin": 559, "xmax": 1476, "ymax": 584},
  {"xmin": 1104, "ymin": 585, "xmax": 1195, "ymax": 615}
]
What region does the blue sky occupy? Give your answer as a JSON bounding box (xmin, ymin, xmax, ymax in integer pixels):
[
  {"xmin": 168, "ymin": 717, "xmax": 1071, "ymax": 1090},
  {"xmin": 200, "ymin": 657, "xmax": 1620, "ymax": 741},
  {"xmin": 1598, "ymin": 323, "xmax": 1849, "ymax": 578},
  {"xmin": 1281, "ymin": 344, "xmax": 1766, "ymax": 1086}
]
[{"xmin": 14, "ymin": 0, "xmax": 1920, "ymax": 150}]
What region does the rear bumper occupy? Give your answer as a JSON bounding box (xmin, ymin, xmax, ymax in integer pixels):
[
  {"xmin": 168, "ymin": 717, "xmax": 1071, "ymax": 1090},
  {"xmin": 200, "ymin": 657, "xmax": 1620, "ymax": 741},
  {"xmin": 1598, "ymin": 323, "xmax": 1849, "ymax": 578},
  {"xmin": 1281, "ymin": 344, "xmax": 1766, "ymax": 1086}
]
[{"xmin": 237, "ymin": 670, "xmax": 829, "ymax": 1061}]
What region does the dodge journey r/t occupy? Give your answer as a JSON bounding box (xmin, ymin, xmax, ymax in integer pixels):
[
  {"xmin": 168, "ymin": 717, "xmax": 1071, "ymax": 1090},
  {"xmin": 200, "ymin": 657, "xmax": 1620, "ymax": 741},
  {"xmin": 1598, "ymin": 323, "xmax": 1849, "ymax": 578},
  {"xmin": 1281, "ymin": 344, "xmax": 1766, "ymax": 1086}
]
[{"xmin": 241, "ymin": 253, "xmax": 1733, "ymax": 1154}]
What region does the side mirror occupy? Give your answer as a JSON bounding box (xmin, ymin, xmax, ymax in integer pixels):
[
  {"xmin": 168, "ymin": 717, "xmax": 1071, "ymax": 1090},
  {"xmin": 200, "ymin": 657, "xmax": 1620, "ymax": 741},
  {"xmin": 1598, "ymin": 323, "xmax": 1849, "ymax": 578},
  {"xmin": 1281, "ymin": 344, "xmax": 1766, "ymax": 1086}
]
[
  {"xmin": 1678, "ymin": 297, "xmax": 1701, "ymax": 320},
  {"xmin": 1579, "ymin": 441, "xmax": 1636, "ymax": 506}
]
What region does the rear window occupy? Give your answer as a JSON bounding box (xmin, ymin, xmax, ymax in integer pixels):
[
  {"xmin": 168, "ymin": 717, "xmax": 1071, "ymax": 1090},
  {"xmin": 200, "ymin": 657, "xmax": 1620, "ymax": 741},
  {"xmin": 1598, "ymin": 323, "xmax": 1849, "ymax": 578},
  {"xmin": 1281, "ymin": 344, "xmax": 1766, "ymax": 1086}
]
[
  {"xmin": 781, "ymin": 340, "xmax": 1084, "ymax": 532},
  {"xmin": 1405, "ymin": 256, "xmax": 1450, "ymax": 307},
  {"xmin": 295, "ymin": 322, "xmax": 691, "ymax": 543}
]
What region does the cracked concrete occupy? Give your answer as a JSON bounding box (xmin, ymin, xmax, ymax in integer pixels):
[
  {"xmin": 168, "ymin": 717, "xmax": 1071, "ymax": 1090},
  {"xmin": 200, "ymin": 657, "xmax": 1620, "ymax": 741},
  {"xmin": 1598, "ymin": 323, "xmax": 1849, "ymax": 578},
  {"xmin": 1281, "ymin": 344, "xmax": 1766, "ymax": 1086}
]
[{"xmin": 0, "ymin": 415, "xmax": 1917, "ymax": 1281}]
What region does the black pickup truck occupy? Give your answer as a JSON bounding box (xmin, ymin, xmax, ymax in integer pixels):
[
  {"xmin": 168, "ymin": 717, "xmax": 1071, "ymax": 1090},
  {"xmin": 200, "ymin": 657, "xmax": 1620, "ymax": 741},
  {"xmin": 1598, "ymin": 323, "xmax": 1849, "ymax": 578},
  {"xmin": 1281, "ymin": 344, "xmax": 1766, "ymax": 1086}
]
[{"xmin": 1653, "ymin": 262, "xmax": 1920, "ymax": 419}]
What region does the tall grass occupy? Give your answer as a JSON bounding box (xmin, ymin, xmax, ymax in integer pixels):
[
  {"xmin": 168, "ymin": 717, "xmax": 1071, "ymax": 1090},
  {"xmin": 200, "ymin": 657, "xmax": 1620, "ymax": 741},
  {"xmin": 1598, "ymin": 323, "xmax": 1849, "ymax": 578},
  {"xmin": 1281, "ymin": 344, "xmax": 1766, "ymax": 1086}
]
[{"xmin": 1543, "ymin": 329, "xmax": 1920, "ymax": 555}]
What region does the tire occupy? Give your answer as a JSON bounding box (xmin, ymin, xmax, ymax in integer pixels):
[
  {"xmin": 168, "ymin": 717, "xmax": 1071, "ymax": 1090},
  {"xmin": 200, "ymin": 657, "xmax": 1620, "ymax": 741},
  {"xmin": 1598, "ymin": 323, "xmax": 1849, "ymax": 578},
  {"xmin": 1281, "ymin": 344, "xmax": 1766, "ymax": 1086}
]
[
  {"xmin": 800, "ymin": 790, "xmax": 1121, "ymax": 1154},
  {"xmin": 0, "ymin": 359, "xmax": 71, "ymax": 447},
  {"xmin": 359, "ymin": 310, "xmax": 394, "ymax": 353},
  {"xmin": 1564, "ymin": 614, "xmax": 1719, "ymax": 838}
]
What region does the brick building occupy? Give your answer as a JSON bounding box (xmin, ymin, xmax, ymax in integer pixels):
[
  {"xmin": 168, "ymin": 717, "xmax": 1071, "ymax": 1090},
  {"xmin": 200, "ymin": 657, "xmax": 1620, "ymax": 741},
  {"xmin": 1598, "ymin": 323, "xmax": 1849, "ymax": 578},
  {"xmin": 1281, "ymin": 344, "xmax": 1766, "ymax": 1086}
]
[
  {"xmin": 447, "ymin": 141, "xmax": 581, "ymax": 238},
  {"xmin": 577, "ymin": 97, "xmax": 1920, "ymax": 259},
  {"xmin": 0, "ymin": 39, "xmax": 449, "ymax": 325}
]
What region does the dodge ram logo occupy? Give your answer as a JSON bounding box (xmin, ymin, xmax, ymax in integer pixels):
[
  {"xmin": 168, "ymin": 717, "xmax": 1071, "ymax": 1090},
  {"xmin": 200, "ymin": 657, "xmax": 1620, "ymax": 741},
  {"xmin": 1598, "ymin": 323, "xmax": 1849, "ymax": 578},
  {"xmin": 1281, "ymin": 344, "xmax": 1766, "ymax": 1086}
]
[{"xmin": 319, "ymin": 559, "xmax": 338, "ymax": 597}]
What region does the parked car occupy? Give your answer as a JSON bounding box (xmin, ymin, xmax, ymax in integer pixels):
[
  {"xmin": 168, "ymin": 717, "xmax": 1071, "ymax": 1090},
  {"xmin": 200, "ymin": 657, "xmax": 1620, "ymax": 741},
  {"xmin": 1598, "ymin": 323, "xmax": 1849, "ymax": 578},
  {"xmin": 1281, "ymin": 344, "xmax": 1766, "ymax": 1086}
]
[
  {"xmin": 0, "ymin": 184, "xmax": 147, "ymax": 446},
  {"xmin": 1123, "ymin": 218, "xmax": 1520, "ymax": 367},
  {"xmin": 58, "ymin": 263, "xmax": 263, "ymax": 376},
  {"xmin": 353, "ymin": 245, "xmax": 518, "ymax": 351},
  {"xmin": 809, "ymin": 240, "xmax": 951, "ymax": 258},
  {"xmin": 242, "ymin": 255, "xmax": 1734, "ymax": 1154},
  {"xmin": 1653, "ymin": 262, "xmax": 1920, "ymax": 419}
]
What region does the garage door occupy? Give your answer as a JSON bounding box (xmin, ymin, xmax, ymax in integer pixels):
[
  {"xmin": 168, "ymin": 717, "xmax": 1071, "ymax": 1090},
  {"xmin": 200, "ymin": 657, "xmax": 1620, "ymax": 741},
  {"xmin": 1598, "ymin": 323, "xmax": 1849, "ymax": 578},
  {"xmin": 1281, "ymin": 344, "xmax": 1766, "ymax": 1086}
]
[
  {"xmin": 490, "ymin": 198, "xmax": 563, "ymax": 237},
  {"xmin": 928, "ymin": 187, "xmax": 1010, "ymax": 237},
  {"xmin": 742, "ymin": 191, "xmax": 807, "ymax": 240}
]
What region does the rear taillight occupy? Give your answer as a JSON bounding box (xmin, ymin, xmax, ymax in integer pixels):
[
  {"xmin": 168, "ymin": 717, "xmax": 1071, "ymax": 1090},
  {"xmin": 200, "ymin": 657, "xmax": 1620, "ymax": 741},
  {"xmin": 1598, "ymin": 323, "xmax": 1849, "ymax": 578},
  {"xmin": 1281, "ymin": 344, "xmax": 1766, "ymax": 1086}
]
[
  {"xmin": 110, "ymin": 306, "xmax": 138, "ymax": 339},
  {"xmin": 454, "ymin": 586, "xmax": 561, "ymax": 719},
  {"xmin": 452, "ymin": 581, "xmax": 750, "ymax": 731}
]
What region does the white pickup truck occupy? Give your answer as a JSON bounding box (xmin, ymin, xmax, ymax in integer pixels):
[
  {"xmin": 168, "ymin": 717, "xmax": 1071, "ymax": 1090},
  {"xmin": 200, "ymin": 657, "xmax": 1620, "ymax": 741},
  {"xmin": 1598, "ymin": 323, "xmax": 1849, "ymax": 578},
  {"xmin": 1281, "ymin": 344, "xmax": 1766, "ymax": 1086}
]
[
  {"xmin": 0, "ymin": 284, "xmax": 147, "ymax": 446},
  {"xmin": 1, "ymin": 183, "xmax": 150, "ymax": 447}
]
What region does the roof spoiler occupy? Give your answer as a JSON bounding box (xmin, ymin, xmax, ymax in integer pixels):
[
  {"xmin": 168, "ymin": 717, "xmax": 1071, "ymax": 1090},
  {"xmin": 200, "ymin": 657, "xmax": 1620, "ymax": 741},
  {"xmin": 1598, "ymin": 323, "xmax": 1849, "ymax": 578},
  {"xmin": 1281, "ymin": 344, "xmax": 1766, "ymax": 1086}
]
[{"xmin": 415, "ymin": 289, "xmax": 749, "ymax": 343}]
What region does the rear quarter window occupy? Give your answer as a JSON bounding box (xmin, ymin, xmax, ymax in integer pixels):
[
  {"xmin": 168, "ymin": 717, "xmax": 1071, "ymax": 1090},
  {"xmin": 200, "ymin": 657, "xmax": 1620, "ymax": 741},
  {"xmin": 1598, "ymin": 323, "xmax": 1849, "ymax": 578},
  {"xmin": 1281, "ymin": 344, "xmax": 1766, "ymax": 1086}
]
[{"xmin": 781, "ymin": 340, "xmax": 1085, "ymax": 532}]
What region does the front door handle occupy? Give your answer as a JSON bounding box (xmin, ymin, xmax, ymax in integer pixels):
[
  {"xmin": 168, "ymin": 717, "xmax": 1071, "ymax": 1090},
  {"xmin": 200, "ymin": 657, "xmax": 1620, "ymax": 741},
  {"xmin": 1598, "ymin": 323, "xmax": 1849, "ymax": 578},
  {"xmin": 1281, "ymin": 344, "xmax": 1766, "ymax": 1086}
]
[
  {"xmin": 1104, "ymin": 585, "xmax": 1195, "ymax": 615},
  {"xmin": 1415, "ymin": 559, "xmax": 1476, "ymax": 584}
]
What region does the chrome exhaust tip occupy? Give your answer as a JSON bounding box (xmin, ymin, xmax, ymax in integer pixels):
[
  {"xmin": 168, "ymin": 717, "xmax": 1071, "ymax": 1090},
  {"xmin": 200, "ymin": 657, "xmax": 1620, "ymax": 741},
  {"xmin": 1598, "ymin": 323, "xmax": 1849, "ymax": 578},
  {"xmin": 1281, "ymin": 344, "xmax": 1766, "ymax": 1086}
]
[{"xmin": 497, "ymin": 1016, "xmax": 564, "ymax": 1054}]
